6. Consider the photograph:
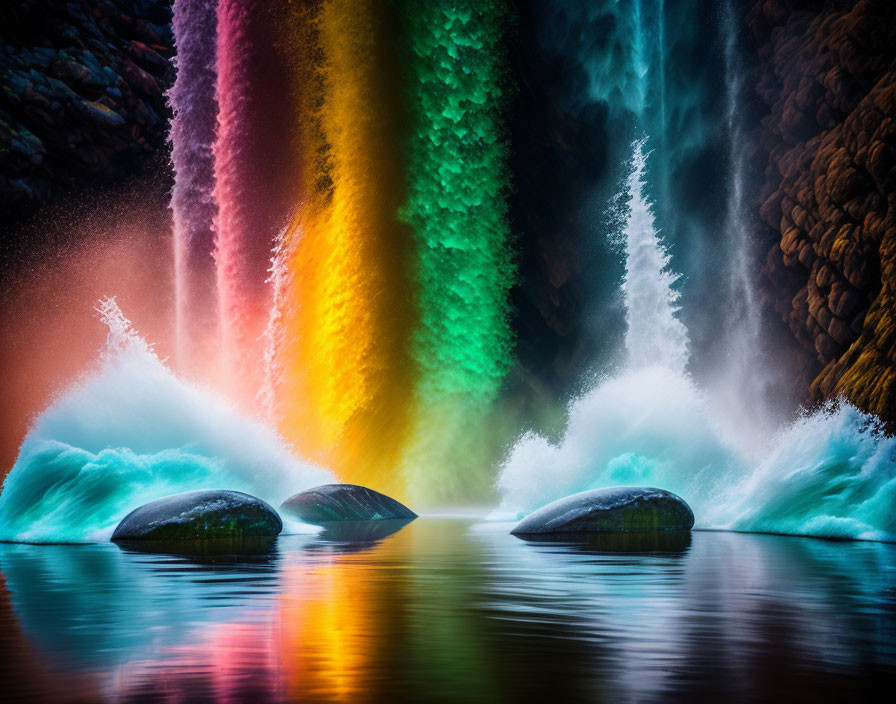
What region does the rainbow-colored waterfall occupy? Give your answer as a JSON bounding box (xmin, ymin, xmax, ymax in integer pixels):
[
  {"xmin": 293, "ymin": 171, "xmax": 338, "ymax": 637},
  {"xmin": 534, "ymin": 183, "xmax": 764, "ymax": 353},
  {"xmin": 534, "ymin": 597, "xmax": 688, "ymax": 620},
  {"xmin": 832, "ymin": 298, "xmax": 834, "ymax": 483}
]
[
  {"xmin": 3, "ymin": 0, "xmax": 894, "ymax": 546},
  {"xmin": 170, "ymin": 0, "xmax": 515, "ymax": 504},
  {"xmin": 399, "ymin": 1, "xmax": 514, "ymax": 500}
]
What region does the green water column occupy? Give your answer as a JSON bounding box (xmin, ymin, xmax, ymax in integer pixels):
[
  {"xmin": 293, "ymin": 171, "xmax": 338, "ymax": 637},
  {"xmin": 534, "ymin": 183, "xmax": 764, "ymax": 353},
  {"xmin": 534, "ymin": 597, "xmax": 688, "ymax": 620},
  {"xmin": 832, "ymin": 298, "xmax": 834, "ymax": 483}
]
[{"xmin": 400, "ymin": 0, "xmax": 515, "ymax": 502}]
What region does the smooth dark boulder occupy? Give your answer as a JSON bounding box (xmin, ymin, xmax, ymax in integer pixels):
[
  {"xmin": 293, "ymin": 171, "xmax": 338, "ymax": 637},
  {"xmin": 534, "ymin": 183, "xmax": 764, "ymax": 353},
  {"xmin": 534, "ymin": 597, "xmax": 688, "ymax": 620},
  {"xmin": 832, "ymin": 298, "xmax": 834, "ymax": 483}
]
[
  {"xmin": 111, "ymin": 490, "xmax": 282, "ymax": 542},
  {"xmin": 280, "ymin": 484, "xmax": 416, "ymax": 525},
  {"xmin": 511, "ymin": 487, "xmax": 694, "ymax": 536}
]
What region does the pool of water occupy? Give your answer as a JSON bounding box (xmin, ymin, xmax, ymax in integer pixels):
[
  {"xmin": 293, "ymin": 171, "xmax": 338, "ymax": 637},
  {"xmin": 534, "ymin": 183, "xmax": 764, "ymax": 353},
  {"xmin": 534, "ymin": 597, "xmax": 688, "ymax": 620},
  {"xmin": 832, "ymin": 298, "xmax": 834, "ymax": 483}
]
[{"xmin": 1, "ymin": 519, "xmax": 894, "ymax": 702}]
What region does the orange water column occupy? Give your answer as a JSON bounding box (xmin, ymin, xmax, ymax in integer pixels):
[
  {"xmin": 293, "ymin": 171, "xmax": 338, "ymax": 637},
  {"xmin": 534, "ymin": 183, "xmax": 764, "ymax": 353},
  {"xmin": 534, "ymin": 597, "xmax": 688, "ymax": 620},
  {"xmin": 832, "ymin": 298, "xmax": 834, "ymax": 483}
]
[{"xmin": 273, "ymin": 0, "xmax": 416, "ymax": 499}]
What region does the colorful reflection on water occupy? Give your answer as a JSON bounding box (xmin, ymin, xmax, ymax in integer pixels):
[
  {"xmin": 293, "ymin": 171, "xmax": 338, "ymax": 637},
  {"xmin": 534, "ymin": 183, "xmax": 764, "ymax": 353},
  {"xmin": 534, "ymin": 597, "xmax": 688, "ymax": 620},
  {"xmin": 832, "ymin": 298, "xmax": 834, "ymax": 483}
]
[{"xmin": 1, "ymin": 520, "xmax": 895, "ymax": 702}]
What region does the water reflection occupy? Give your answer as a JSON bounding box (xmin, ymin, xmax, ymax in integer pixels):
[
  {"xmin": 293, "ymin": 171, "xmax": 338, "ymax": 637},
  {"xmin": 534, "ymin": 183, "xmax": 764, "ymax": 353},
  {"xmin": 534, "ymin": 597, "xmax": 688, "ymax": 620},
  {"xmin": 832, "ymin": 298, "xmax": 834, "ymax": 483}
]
[
  {"xmin": 514, "ymin": 529, "xmax": 692, "ymax": 552},
  {"xmin": 114, "ymin": 535, "xmax": 280, "ymax": 559},
  {"xmin": 313, "ymin": 517, "xmax": 416, "ymax": 551},
  {"xmin": 0, "ymin": 520, "xmax": 894, "ymax": 702}
]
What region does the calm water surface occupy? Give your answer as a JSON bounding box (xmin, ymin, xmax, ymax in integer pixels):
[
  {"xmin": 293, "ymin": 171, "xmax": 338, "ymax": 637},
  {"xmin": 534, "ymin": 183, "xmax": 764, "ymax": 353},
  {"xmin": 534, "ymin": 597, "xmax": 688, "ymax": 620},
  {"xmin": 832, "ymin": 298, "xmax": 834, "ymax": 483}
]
[{"xmin": 1, "ymin": 519, "xmax": 894, "ymax": 702}]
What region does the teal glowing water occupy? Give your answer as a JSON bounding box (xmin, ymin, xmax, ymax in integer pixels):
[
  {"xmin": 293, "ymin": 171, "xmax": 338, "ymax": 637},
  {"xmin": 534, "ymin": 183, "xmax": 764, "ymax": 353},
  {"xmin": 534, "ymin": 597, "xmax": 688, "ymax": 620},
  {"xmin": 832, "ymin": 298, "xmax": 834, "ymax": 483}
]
[
  {"xmin": 0, "ymin": 300, "xmax": 331, "ymax": 543},
  {"xmin": 498, "ymin": 369, "xmax": 896, "ymax": 541}
]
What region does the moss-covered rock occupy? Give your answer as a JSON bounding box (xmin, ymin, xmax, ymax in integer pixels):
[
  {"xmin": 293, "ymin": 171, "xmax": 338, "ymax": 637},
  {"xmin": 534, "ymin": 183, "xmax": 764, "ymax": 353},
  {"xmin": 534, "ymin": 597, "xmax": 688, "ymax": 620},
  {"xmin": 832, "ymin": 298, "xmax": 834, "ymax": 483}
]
[
  {"xmin": 511, "ymin": 487, "xmax": 694, "ymax": 535},
  {"xmin": 111, "ymin": 489, "xmax": 282, "ymax": 542}
]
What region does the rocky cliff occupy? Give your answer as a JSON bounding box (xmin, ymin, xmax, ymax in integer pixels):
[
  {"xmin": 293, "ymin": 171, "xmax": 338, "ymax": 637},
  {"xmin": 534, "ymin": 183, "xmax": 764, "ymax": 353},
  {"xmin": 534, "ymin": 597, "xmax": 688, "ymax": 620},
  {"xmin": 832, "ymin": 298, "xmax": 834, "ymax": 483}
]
[
  {"xmin": 750, "ymin": 0, "xmax": 896, "ymax": 424},
  {"xmin": 0, "ymin": 0, "xmax": 173, "ymax": 220}
]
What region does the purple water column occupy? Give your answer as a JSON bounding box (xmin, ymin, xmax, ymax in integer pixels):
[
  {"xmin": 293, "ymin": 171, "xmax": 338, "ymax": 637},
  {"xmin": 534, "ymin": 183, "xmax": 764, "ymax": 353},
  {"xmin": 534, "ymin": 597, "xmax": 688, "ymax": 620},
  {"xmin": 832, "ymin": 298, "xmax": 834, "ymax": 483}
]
[{"xmin": 169, "ymin": 0, "xmax": 219, "ymax": 374}]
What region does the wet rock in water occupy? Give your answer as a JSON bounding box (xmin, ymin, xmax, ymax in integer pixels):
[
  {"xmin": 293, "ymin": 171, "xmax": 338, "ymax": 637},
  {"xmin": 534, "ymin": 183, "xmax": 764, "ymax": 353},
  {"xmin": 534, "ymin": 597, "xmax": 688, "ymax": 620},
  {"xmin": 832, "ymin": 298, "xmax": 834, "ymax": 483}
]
[
  {"xmin": 511, "ymin": 487, "xmax": 694, "ymax": 535},
  {"xmin": 280, "ymin": 484, "xmax": 417, "ymax": 524},
  {"xmin": 111, "ymin": 490, "xmax": 282, "ymax": 542}
]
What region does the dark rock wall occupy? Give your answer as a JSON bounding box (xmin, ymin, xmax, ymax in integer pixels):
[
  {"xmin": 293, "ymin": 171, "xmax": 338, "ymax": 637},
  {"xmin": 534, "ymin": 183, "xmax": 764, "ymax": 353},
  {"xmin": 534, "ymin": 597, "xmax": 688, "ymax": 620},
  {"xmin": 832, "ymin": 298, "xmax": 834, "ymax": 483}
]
[
  {"xmin": 0, "ymin": 0, "xmax": 174, "ymax": 220},
  {"xmin": 750, "ymin": 0, "xmax": 896, "ymax": 424},
  {"xmin": 503, "ymin": 0, "xmax": 624, "ymax": 429}
]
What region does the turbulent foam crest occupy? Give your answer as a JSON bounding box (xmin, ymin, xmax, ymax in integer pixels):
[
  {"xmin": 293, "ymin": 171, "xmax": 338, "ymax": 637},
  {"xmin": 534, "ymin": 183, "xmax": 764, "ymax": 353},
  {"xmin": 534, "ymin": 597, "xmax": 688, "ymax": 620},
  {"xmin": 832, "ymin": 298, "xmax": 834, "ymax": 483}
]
[
  {"xmin": 498, "ymin": 144, "xmax": 896, "ymax": 542},
  {"xmin": 497, "ymin": 365, "xmax": 738, "ymax": 519},
  {"xmin": 0, "ymin": 300, "xmax": 332, "ymax": 543},
  {"xmin": 498, "ymin": 371, "xmax": 896, "ymax": 541},
  {"xmin": 724, "ymin": 404, "xmax": 896, "ymax": 541}
]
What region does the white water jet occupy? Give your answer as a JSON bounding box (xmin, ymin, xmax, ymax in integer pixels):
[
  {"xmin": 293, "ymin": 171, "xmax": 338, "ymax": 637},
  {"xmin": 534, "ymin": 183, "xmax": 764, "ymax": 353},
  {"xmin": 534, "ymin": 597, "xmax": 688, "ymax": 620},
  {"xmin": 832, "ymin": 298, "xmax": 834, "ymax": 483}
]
[
  {"xmin": 0, "ymin": 299, "xmax": 332, "ymax": 543},
  {"xmin": 260, "ymin": 224, "xmax": 293, "ymax": 422},
  {"xmin": 498, "ymin": 141, "xmax": 896, "ymax": 542},
  {"xmin": 622, "ymin": 138, "xmax": 688, "ymax": 373}
]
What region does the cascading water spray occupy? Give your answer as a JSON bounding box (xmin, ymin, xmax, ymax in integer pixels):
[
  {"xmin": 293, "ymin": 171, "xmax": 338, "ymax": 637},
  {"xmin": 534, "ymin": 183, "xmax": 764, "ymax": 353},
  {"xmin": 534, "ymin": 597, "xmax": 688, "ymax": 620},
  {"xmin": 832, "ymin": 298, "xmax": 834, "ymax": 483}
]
[
  {"xmin": 498, "ymin": 142, "xmax": 896, "ymax": 542},
  {"xmin": 706, "ymin": 0, "xmax": 792, "ymax": 443},
  {"xmin": 0, "ymin": 299, "xmax": 332, "ymax": 544},
  {"xmin": 169, "ymin": 0, "xmax": 218, "ymax": 375},
  {"xmin": 621, "ymin": 139, "xmax": 688, "ymax": 373},
  {"xmin": 721, "ymin": 0, "xmax": 760, "ymax": 348},
  {"xmin": 272, "ymin": 0, "xmax": 416, "ymax": 499},
  {"xmin": 264, "ymin": 0, "xmax": 515, "ymax": 504}
]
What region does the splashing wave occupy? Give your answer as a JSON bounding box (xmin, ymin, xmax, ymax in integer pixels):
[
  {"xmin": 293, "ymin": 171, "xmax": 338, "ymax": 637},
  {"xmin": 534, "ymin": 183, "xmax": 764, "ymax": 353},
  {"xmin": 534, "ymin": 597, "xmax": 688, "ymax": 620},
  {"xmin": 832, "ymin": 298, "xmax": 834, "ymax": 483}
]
[
  {"xmin": 0, "ymin": 299, "xmax": 332, "ymax": 543},
  {"xmin": 498, "ymin": 141, "xmax": 896, "ymax": 542}
]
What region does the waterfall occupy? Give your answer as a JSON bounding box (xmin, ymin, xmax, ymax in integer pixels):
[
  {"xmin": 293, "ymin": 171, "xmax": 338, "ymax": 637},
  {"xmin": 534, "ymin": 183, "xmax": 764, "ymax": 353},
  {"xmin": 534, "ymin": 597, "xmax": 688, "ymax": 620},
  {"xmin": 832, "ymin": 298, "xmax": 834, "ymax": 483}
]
[
  {"xmin": 398, "ymin": 0, "xmax": 515, "ymax": 502},
  {"xmin": 721, "ymin": 0, "xmax": 760, "ymax": 348},
  {"xmin": 4, "ymin": 0, "xmax": 893, "ymax": 542},
  {"xmin": 706, "ymin": 0, "xmax": 792, "ymax": 443},
  {"xmin": 497, "ymin": 143, "xmax": 896, "ymax": 542},
  {"xmin": 270, "ymin": 0, "xmax": 418, "ymax": 500},
  {"xmin": 169, "ymin": 0, "xmax": 218, "ymax": 374},
  {"xmin": 622, "ymin": 139, "xmax": 688, "ymax": 373},
  {"xmin": 213, "ymin": 0, "xmax": 295, "ymax": 401}
]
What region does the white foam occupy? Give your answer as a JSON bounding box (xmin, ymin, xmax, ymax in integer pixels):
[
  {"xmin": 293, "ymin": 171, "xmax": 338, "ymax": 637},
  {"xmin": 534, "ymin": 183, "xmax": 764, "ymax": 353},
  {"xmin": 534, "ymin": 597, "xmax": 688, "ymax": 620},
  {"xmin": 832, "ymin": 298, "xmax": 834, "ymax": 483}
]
[{"xmin": 0, "ymin": 299, "xmax": 333, "ymax": 543}]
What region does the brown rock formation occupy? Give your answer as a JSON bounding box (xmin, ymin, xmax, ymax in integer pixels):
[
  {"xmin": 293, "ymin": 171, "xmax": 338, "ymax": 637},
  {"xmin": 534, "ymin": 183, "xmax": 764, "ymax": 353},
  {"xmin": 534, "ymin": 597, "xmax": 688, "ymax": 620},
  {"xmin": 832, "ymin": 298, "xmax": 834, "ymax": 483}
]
[{"xmin": 750, "ymin": 0, "xmax": 896, "ymax": 424}]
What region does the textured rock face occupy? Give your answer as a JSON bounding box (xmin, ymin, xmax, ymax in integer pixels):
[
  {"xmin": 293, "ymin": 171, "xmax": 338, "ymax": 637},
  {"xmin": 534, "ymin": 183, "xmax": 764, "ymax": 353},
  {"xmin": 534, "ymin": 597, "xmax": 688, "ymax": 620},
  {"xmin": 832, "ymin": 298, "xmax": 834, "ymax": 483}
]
[
  {"xmin": 0, "ymin": 0, "xmax": 174, "ymax": 218},
  {"xmin": 280, "ymin": 484, "xmax": 417, "ymax": 524},
  {"xmin": 511, "ymin": 487, "xmax": 695, "ymax": 535},
  {"xmin": 750, "ymin": 0, "xmax": 896, "ymax": 424},
  {"xmin": 111, "ymin": 490, "xmax": 283, "ymax": 541}
]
